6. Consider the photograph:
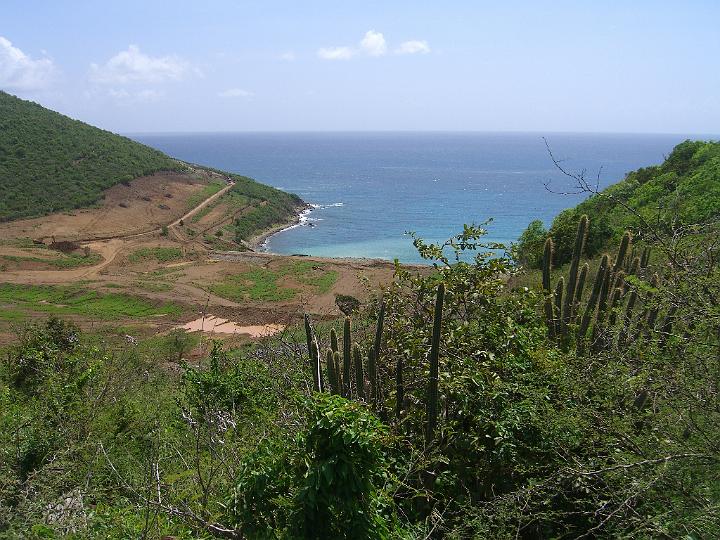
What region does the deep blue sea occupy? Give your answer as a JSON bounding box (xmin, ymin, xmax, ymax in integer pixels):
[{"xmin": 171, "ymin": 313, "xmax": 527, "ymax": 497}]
[{"xmin": 132, "ymin": 132, "xmax": 706, "ymax": 264}]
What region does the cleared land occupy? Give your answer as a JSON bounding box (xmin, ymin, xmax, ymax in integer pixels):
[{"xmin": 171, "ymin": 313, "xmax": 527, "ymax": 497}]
[{"xmin": 0, "ymin": 174, "xmax": 400, "ymax": 345}]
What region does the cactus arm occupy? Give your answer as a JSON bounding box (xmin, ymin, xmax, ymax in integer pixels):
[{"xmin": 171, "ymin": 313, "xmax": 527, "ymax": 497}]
[
  {"xmin": 353, "ymin": 343, "xmax": 365, "ymax": 399},
  {"xmin": 563, "ymin": 215, "xmax": 588, "ymax": 332},
  {"xmin": 542, "ymin": 237, "xmax": 554, "ymax": 294},
  {"xmin": 342, "ymin": 317, "xmax": 351, "ymax": 397}
]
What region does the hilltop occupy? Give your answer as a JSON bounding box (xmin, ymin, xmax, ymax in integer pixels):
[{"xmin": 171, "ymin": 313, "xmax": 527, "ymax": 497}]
[{"xmin": 518, "ymin": 139, "xmax": 720, "ymax": 266}]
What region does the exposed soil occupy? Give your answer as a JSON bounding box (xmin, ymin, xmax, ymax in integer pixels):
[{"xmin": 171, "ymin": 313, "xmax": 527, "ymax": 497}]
[{"xmin": 0, "ymin": 174, "xmax": 407, "ymax": 345}]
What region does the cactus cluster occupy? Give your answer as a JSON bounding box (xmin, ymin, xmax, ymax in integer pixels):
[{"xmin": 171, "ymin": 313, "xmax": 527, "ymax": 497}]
[
  {"xmin": 304, "ymin": 283, "xmax": 446, "ymax": 444},
  {"xmin": 541, "ymin": 216, "xmax": 672, "ymax": 352},
  {"xmin": 303, "ymin": 300, "xmax": 386, "ymax": 402}
]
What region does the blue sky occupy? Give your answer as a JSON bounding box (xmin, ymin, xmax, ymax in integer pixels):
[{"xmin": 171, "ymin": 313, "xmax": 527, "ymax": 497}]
[{"xmin": 1, "ymin": 1, "xmax": 719, "ymax": 133}]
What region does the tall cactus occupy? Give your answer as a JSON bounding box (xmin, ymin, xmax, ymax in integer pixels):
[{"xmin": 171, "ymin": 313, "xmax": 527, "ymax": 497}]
[
  {"xmin": 367, "ymin": 346, "xmax": 377, "ymax": 404},
  {"xmin": 326, "ymin": 349, "xmax": 339, "ymax": 395},
  {"xmin": 353, "ymin": 343, "xmax": 365, "ymax": 400},
  {"xmin": 614, "ymin": 231, "xmax": 632, "ymax": 273},
  {"xmin": 374, "ymin": 299, "xmax": 386, "ymax": 366},
  {"xmin": 542, "ymin": 237, "xmax": 553, "ymax": 293},
  {"xmin": 304, "ymin": 314, "xmax": 323, "ymax": 392},
  {"xmin": 426, "ymin": 283, "xmax": 445, "ymax": 444},
  {"xmin": 553, "ymin": 277, "xmax": 564, "ymax": 338},
  {"xmin": 578, "ymin": 254, "xmax": 609, "ymax": 344},
  {"xmin": 640, "ymin": 246, "xmax": 651, "ymax": 268},
  {"xmin": 562, "ymin": 215, "xmax": 588, "ymax": 334},
  {"xmin": 342, "ymin": 317, "xmax": 351, "ymax": 397},
  {"xmin": 571, "ymin": 263, "xmax": 589, "ymax": 325},
  {"xmin": 618, "ymin": 288, "xmax": 638, "ymax": 347},
  {"xmin": 330, "ymin": 328, "xmax": 339, "ymax": 354}
]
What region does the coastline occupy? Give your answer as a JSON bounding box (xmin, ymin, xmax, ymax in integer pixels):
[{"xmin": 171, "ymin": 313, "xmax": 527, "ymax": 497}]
[{"xmin": 245, "ymin": 202, "xmax": 313, "ymax": 251}]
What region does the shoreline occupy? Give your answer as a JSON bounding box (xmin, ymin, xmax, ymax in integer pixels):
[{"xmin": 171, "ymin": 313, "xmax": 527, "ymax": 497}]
[{"xmin": 245, "ymin": 202, "xmax": 314, "ymax": 251}]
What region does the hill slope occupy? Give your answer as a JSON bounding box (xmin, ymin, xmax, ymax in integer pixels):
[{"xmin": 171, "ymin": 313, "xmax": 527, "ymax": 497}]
[
  {"xmin": 0, "ymin": 91, "xmax": 184, "ymax": 221},
  {"xmin": 519, "ymin": 140, "xmax": 720, "ymax": 266}
]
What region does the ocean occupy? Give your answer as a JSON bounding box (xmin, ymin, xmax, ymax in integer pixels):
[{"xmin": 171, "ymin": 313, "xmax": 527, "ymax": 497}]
[{"xmin": 132, "ymin": 132, "xmax": 704, "ymax": 264}]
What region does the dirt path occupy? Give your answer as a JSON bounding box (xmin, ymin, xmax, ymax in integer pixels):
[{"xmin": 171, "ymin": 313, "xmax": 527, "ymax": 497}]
[{"xmin": 169, "ymin": 182, "xmax": 235, "ymax": 227}]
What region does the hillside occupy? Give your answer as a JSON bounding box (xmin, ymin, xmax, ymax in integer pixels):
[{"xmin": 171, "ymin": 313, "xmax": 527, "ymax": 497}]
[
  {"xmin": 518, "ymin": 140, "xmax": 720, "ymax": 266},
  {"xmin": 0, "ymin": 91, "xmax": 185, "ymax": 221}
]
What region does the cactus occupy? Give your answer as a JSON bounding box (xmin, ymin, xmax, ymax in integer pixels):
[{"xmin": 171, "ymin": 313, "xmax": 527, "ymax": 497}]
[
  {"xmin": 578, "ymin": 254, "xmax": 609, "ymax": 345},
  {"xmin": 334, "ymin": 351, "xmax": 342, "ymax": 393},
  {"xmin": 618, "ymin": 288, "xmax": 638, "ymax": 348},
  {"xmin": 353, "ymin": 343, "xmax": 365, "ymax": 399},
  {"xmin": 304, "ymin": 314, "xmax": 317, "ymax": 390},
  {"xmin": 426, "ymin": 283, "xmax": 445, "ymax": 444},
  {"xmin": 304, "ymin": 314, "xmax": 323, "ymax": 392},
  {"xmin": 562, "ymin": 215, "xmax": 588, "ymax": 334},
  {"xmin": 640, "ymin": 246, "xmax": 651, "ymax": 268},
  {"xmin": 644, "ymin": 273, "xmax": 661, "ymax": 332},
  {"xmin": 342, "ymin": 317, "xmax": 351, "ymax": 397},
  {"xmin": 367, "ymin": 346, "xmax": 377, "ymax": 404},
  {"xmin": 552, "ymin": 277, "xmax": 564, "ymax": 338},
  {"xmin": 613, "ymin": 231, "xmax": 632, "ymax": 273},
  {"xmin": 542, "ymin": 237, "xmax": 553, "ymax": 294},
  {"xmin": 374, "ymin": 299, "xmax": 386, "ymax": 365},
  {"xmin": 326, "ymin": 349, "xmax": 339, "ymax": 395},
  {"xmin": 624, "ymin": 256, "xmax": 640, "ymax": 293},
  {"xmin": 571, "ymin": 263, "xmax": 589, "ymax": 325},
  {"xmin": 330, "ymin": 328, "xmax": 339, "ymax": 354},
  {"xmin": 607, "ymin": 287, "xmax": 623, "ymax": 327}
]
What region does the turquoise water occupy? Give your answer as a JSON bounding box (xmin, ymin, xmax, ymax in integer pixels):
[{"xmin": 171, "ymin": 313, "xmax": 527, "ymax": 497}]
[{"xmin": 133, "ymin": 132, "xmax": 706, "ymax": 263}]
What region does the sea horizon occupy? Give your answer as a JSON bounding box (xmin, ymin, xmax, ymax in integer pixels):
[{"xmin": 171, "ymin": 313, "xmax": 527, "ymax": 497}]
[{"xmin": 133, "ymin": 131, "xmax": 717, "ymax": 264}]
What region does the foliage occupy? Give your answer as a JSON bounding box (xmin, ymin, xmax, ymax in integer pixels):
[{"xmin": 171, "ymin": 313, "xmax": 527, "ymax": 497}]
[
  {"xmin": 0, "ymin": 283, "xmax": 181, "ymax": 319},
  {"xmin": 127, "ymin": 246, "xmax": 183, "ymax": 263},
  {"xmin": 209, "ymin": 261, "xmax": 338, "ymax": 302},
  {"xmin": 0, "ymin": 91, "xmax": 183, "ymax": 221},
  {"xmin": 514, "ymin": 218, "xmax": 547, "ymax": 268},
  {"xmin": 520, "ymin": 140, "xmax": 720, "ymax": 265}
]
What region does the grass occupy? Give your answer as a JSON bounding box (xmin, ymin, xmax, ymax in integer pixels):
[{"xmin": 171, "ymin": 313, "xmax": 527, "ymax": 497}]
[
  {"xmin": 2, "ymin": 252, "xmax": 102, "ymax": 269},
  {"xmin": 128, "ymin": 247, "xmax": 183, "ymax": 263},
  {"xmin": 0, "ymin": 283, "xmax": 181, "ymax": 319},
  {"xmin": 135, "ymin": 281, "xmax": 173, "ymax": 292},
  {"xmin": 185, "ymin": 181, "xmax": 225, "ymax": 210},
  {"xmin": 208, "ymin": 260, "xmax": 339, "ymax": 302}
]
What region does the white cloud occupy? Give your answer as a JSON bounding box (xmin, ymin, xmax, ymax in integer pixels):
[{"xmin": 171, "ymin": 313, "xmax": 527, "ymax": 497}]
[
  {"xmin": 317, "ymin": 46, "xmax": 355, "ymax": 60},
  {"xmin": 0, "ymin": 36, "xmax": 55, "ymax": 91},
  {"xmin": 107, "ymin": 88, "xmax": 164, "ymax": 102},
  {"xmin": 395, "ymin": 40, "xmax": 431, "ymax": 55},
  {"xmin": 89, "ymin": 45, "xmax": 192, "ymax": 84},
  {"xmin": 218, "ymin": 88, "xmax": 254, "ymax": 98},
  {"xmin": 279, "ymin": 51, "xmax": 296, "ymax": 61},
  {"xmin": 360, "ymin": 30, "xmax": 387, "ymax": 57}
]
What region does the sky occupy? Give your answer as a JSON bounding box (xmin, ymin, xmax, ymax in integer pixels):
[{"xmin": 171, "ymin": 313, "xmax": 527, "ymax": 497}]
[{"xmin": 1, "ymin": 0, "xmax": 719, "ymax": 134}]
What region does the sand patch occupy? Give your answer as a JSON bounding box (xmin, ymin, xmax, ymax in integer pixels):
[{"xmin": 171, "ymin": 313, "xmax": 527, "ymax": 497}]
[{"xmin": 178, "ymin": 315, "xmax": 284, "ymax": 337}]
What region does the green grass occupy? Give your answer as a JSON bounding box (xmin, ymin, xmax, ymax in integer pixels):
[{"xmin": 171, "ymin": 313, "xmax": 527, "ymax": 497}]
[
  {"xmin": 128, "ymin": 247, "xmax": 183, "ymax": 263},
  {"xmin": 208, "ymin": 260, "xmax": 339, "ymax": 302},
  {"xmin": 186, "ymin": 181, "xmax": 225, "ymax": 210},
  {"xmin": 0, "ymin": 283, "xmax": 181, "ymax": 319},
  {"xmin": 135, "ymin": 281, "xmax": 173, "ymax": 292},
  {"xmin": 2, "ymin": 252, "xmax": 102, "ymax": 269}
]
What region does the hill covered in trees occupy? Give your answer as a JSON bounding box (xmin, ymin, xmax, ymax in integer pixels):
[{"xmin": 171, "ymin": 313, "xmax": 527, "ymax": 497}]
[
  {"xmin": 0, "ymin": 91, "xmax": 184, "ymax": 221},
  {"xmin": 518, "ymin": 140, "xmax": 720, "ymax": 267}
]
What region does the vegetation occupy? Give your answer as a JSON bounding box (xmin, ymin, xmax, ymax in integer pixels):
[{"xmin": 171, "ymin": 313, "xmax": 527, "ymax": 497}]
[
  {"xmin": 0, "ymin": 91, "xmax": 184, "ymax": 221},
  {"xmin": 127, "ymin": 247, "xmax": 183, "ymax": 263},
  {"xmin": 0, "ymin": 283, "xmax": 180, "ymax": 319},
  {"xmin": 518, "ymin": 140, "xmax": 720, "ymax": 267},
  {"xmin": 0, "ymin": 141, "xmax": 718, "ymax": 538},
  {"xmin": 209, "ymin": 261, "xmax": 338, "ymax": 302}
]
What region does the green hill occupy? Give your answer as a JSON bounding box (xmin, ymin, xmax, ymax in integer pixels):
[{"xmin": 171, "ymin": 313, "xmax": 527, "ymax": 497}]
[
  {"xmin": 518, "ymin": 140, "xmax": 720, "ymax": 266},
  {"xmin": 0, "ymin": 91, "xmax": 184, "ymax": 221}
]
